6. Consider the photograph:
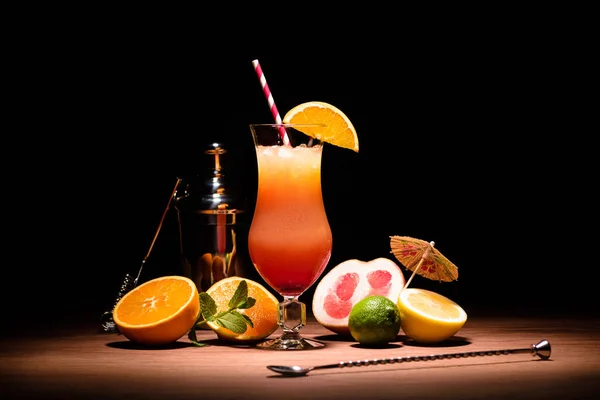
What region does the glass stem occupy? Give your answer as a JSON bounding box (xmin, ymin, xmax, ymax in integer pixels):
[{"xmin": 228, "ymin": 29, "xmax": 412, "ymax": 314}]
[{"xmin": 279, "ymin": 296, "xmax": 306, "ymax": 334}]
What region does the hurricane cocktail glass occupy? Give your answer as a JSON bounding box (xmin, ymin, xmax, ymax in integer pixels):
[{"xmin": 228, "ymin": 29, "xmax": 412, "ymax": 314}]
[{"xmin": 248, "ymin": 123, "xmax": 332, "ymax": 350}]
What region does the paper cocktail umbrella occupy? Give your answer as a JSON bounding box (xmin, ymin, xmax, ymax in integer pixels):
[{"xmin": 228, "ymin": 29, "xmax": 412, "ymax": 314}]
[{"xmin": 390, "ymin": 236, "xmax": 458, "ymax": 290}]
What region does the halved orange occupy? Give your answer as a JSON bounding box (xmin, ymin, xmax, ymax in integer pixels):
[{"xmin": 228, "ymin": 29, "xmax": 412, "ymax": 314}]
[
  {"xmin": 205, "ymin": 276, "xmax": 279, "ymax": 343},
  {"xmin": 112, "ymin": 275, "xmax": 200, "ymax": 346},
  {"xmin": 282, "ymin": 101, "xmax": 359, "ymax": 152}
]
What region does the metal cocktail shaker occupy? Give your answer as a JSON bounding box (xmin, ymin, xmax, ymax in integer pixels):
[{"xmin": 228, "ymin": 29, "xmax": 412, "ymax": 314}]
[{"xmin": 175, "ymin": 143, "xmax": 248, "ymax": 293}]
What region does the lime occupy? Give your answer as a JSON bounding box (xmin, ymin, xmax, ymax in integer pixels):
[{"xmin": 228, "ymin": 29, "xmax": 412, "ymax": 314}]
[
  {"xmin": 312, "ymin": 257, "xmax": 406, "ymax": 336},
  {"xmin": 348, "ymin": 295, "xmax": 401, "ymax": 347}
]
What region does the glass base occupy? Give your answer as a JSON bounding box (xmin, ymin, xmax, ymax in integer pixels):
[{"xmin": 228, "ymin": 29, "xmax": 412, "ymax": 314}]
[
  {"xmin": 256, "ymin": 296, "xmax": 325, "ymax": 350},
  {"xmin": 256, "ymin": 332, "xmax": 325, "ymax": 350}
]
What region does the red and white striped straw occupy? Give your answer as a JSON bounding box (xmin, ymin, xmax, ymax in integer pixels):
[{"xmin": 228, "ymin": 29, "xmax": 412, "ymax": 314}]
[{"xmin": 252, "ymin": 59, "xmax": 290, "ymax": 146}]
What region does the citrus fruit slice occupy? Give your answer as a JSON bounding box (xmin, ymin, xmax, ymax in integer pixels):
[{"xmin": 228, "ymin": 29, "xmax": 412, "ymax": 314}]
[
  {"xmin": 397, "ymin": 288, "xmax": 467, "ymax": 344},
  {"xmin": 112, "ymin": 275, "xmax": 200, "ymax": 346},
  {"xmin": 205, "ymin": 276, "xmax": 279, "ymax": 343},
  {"xmin": 312, "ymin": 258, "xmax": 405, "ymax": 335},
  {"xmin": 348, "ymin": 295, "xmax": 401, "ymax": 347},
  {"xmin": 282, "ymin": 101, "xmax": 359, "ymax": 152}
]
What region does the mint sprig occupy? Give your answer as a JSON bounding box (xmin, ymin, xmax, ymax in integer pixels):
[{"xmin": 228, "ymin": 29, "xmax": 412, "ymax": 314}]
[{"xmin": 188, "ymin": 280, "xmax": 256, "ymax": 347}]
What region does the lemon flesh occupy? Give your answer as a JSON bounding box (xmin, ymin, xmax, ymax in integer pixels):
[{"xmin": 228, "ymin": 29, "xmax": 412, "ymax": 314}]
[{"xmin": 397, "ymin": 288, "xmax": 467, "ymax": 344}]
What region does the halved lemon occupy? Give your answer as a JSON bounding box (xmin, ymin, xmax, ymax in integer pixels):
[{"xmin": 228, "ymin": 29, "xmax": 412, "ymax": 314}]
[
  {"xmin": 397, "ymin": 288, "xmax": 467, "ymax": 344},
  {"xmin": 282, "ymin": 101, "xmax": 359, "ymax": 152},
  {"xmin": 205, "ymin": 277, "xmax": 279, "ymax": 343}
]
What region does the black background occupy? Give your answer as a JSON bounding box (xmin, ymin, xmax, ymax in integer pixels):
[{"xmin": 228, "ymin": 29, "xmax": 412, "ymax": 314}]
[{"xmin": 6, "ymin": 19, "xmax": 595, "ymax": 331}]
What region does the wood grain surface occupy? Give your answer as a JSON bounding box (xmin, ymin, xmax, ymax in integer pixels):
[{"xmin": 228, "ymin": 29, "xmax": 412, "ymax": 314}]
[{"xmin": 1, "ymin": 315, "xmax": 599, "ymax": 399}]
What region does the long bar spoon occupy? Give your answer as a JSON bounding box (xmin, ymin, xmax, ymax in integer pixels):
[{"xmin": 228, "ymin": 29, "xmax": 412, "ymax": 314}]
[{"xmin": 267, "ymin": 339, "xmax": 551, "ymax": 377}]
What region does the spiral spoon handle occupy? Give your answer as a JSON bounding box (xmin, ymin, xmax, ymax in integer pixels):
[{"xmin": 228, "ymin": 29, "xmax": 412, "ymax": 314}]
[
  {"xmin": 267, "ymin": 340, "xmax": 551, "ymax": 376},
  {"xmin": 315, "ymin": 339, "xmax": 551, "ymax": 372}
]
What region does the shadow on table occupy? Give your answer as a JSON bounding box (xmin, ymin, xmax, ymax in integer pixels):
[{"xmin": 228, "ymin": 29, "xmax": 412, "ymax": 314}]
[
  {"xmin": 106, "ymin": 340, "xmax": 198, "ymax": 350},
  {"xmin": 105, "ymin": 337, "xmax": 267, "ymax": 350},
  {"xmin": 314, "ymin": 333, "xmax": 471, "ymax": 349}
]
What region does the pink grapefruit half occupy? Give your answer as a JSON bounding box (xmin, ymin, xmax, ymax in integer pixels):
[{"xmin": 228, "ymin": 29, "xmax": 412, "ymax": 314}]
[{"xmin": 312, "ymin": 258, "xmax": 406, "ymax": 335}]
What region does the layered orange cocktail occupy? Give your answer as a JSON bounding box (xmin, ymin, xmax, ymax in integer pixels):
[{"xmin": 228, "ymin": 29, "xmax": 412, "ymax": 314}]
[{"xmin": 248, "ymin": 138, "xmax": 332, "ymax": 297}]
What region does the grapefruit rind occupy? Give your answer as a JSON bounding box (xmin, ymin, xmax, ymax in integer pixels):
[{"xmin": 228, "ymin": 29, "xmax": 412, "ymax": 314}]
[{"xmin": 312, "ymin": 258, "xmax": 405, "ymax": 335}]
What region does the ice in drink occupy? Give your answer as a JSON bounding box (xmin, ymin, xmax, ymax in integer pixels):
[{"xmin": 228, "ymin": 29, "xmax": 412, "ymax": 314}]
[{"xmin": 248, "ymin": 144, "xmax": 332, "ymax": 297}]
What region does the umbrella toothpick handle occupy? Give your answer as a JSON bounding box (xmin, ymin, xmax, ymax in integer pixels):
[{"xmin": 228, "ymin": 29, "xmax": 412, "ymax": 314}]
[
  {"xmin": 402, "ymin": 258, "xmax": 422, "ymax": 290},
  {"xmin": 401, "ymin": 241, "xmax": 436, "ymax": 290}
]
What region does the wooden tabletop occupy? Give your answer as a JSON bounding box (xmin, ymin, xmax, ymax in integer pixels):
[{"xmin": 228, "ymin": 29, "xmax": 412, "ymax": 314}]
[{"xmin": 1, "ymin": 314, "xmax": 599, "ymax": 400}]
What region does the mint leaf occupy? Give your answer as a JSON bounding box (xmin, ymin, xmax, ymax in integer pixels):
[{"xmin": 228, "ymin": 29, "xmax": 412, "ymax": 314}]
[
  {"xmin": 187, "ymin": 327, "xmax": 208, "ymax": 347},
  {"xmin": 228, "ymin": 280, "xmax": 248, "ymax": 309},
  {"xmin": 241, "ymin": 313, "xmax": 254, "ymax": 328},
  {"xmin": 236, "ymin": 297, "xmax": 256, "ymax": 310},
  {"xmin": 188, "ymin": 280, "xmax": 258, "ymax": 346},
  {"xmin": 200, "ymin": 292, "xmax": 217, "ymax": 321},
  {"xmin": 215, "ymin": 311, "xmax": 247, "ymax": 334}
]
